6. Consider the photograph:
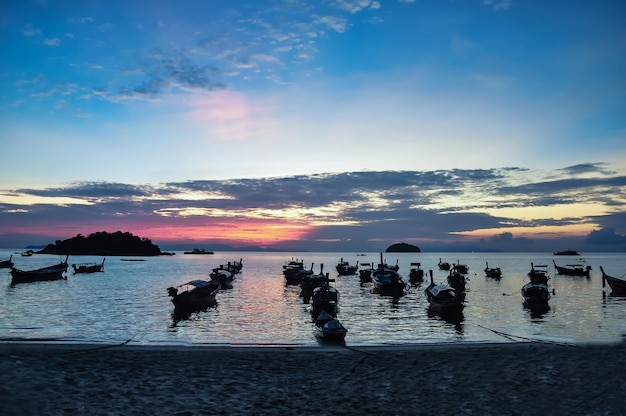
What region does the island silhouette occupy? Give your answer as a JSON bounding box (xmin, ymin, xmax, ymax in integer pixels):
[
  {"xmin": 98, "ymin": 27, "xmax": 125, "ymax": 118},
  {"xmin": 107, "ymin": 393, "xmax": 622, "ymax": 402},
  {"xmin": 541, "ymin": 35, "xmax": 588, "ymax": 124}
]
[{"xmin": 36, "ymin": 231, "xmax": 172, "ymax": 256}]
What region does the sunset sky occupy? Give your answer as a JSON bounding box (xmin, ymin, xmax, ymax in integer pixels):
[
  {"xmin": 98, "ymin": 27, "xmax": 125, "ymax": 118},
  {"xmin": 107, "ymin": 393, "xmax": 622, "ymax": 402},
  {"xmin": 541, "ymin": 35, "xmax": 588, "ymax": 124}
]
[{"xmin": 1, "ymin": 0, "xmax": 625, "ymax": 252}]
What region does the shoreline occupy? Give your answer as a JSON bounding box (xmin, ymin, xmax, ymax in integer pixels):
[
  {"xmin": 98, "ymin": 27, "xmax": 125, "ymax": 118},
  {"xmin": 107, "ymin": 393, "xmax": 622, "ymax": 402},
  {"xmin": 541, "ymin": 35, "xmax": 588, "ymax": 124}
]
[{"xmin": 2, "ymin": 340, "xmax": 625, "ymax": 415}]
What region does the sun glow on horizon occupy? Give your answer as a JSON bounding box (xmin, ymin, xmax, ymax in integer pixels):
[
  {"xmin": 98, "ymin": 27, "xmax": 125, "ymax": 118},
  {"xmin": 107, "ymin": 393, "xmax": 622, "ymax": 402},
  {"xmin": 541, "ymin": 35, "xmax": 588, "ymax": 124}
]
[
  {"xmin": 454, "ymin": 223, "xmax": 598, "ymax": 240},
  {"xmin": 140, "ymin": 221, "xmax": 315, "ymax": 245},
  {"xmin": 471, "ymin": 203, "xmax": 611, "ymax": 221}
]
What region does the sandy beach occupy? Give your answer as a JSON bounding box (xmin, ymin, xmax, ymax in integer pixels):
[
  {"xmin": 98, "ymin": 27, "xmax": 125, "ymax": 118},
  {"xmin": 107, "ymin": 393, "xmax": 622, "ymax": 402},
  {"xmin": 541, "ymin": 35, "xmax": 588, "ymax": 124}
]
[{"xmin": 1, "ymin": 341, "xmax": 625, "ymax": 415}]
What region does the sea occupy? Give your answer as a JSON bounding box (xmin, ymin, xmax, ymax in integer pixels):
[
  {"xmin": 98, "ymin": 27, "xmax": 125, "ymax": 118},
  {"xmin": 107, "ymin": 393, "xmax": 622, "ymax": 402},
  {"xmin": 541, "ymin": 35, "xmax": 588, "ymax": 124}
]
[{"xmin": 1, "ymin": 249, "xmax": 625, "ymax": 347}]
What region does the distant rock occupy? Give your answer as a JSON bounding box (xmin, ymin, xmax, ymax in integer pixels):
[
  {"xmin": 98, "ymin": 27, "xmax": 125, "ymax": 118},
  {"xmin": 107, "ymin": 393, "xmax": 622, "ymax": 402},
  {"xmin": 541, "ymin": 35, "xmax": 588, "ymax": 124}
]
[
  {"xmin": 37, "ymin": 231, "xmax": 172, "ymax": 256},
  {"xmin": 385, "ymin": 243, "xmax": 421, "ymax": 253}
]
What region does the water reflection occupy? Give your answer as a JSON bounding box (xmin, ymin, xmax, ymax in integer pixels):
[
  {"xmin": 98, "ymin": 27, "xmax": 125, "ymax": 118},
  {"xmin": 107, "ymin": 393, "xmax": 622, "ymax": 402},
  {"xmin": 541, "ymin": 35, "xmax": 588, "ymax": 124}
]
[
  {"xmin": 170, "ymin": 301, "xmax": 218, "ymax": 326},
  {"xmin": 427, "ymin": 306, "xmax": 465, "ymax": 326},
  {"xmin": 524, "ymin": 304, "xmax": 551, "ymax": 319},
  {"xmin": 2, "ymin": 250, "xmax": 626, "ymax": 346}
]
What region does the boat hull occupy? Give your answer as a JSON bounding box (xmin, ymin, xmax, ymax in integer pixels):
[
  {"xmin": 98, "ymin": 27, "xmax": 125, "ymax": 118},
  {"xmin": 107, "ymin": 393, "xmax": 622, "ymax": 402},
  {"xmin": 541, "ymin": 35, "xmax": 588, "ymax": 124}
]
[
  {"xmin": 521, "ymin": 283, "xmax": 551, "ymax": 310},
  {"xmin": 336, "ymin": 259, "xmax": 357, "ymax": 275},
  {"xmin": 600, "ymin": 267, "xmax": 626, "ymax": 296},
  {"xmin": 371, "ymin": 281, "xmax": 406, "ymax": 297},
  {"xmin": 315, "ymin": 327, "xmax": 347, "ymax": 343},
  {"xmin": 425, "ymin": 282, "xmax": 464, "ymax": 319},
  {"xmin": 172, "ymin": 295, "xmax": 217, "ymax": 315},
  {"xmin": 409, "ymin": 268, "xmax": 424, "ymax": 283},
  {"xmin": 484, "ymin": 268, "xmax": 502, "ymax": 279},
  {"xmin": 10, "ymin": 269, "xmax": 66, "ymax": 284},
  {"xmin": 447, "ymin": 272, "xmax": 467, "ymax": 293},
  {"xmin": 553, "ymin": 260, "xmax": 590, "ymax": 278},
  {"xmin": 0, "ymin": 255, "xmax": 13, "ymax": 269},
  {"xmin": 604, "ymin": 275, "xmax": 626, "ymax": 296},
  {"xmin": 311, "ymin": 284, "xmax": 339, "ymax": 317},
  {"xmin": 169, "ymin": 282, "xmax": 219, "ymax": 315},
  {"xmin": 72, "ymin": 260, "xmax": 105, "ymax": 274},
  {"xmin": 183, "ymin": 249, "xmax": 214, "ymax": 255},
  {"xmin": 427, "ymin": 299, "xmax": 464, "ymax": 315},
  {"xmin": 358, "ymin": 268, "xmax": 373, "ymax": 283},
  {"xmin": 371, "ymin": 269, "xmax": 407, "ymax": 297},
  {"xmin": 10, "ymin": 258, "xmax": 68, "ymax": 284},
  {"xmin": 314, "ymin": 314, "xmax": 347, "ymax": 343}
]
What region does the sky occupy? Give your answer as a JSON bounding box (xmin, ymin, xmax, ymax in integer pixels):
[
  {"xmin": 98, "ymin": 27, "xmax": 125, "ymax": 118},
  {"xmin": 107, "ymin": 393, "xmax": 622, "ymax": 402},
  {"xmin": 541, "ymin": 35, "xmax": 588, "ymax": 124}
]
[{"xmin": 1, "ymin": 0, "xmax": 625, "ymax": 252}]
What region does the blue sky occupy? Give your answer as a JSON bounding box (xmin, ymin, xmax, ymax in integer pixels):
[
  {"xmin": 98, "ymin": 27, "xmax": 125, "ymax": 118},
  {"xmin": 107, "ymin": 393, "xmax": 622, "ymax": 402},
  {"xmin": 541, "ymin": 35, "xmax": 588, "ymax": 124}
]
[{"xmin": 1, "ymin": 0, "xmax": 625, "ymax": 251}]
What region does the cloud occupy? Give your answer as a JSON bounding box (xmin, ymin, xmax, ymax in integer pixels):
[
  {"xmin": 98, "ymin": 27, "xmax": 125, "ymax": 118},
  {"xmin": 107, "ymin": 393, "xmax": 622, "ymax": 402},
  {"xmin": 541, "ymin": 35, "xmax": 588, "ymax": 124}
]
[
  {"xmin": 96, "ymin": 23, "xmax": 116, "ymax": 32},
  {"xmin": 585, "ymin": 228, "xmax": 626, "ymax": 245},
  {"xmin": 15, "ymin": 75, "xmax": 42, "ymax": 85},
  {"xmin": 589, "ymin": 212, "xmax": 626, "ymax": 233},
  {"xmin": 315, "ymin": 16, "xmax": 347, "ymax": 33},
  {"xmin": 498, "ymin": 176, "xmax": 626, "ymax": 200},
  {"xmin": 22, "ymin": 24, "xmax": 41, "ymax": 36},
  {"xmin": 117, "ymin": 78, "xmax": 166, "ymax": 99},
  {"xmin": 16, "ymin": 182, "xmax": 153, "ymax": 199},
  {"xmin": 112, "ymin": 50, "xmax": 226, "ymax": 101},
  {"xmin": 559, "ymin": 163, "xmax": 616, "ymax": 176},
  {"xmin": 2, "ymin": 165, "xmax": 624, "ymax": 250},
  {"xmin": 11, "ymin": 2, "xmax": 398, "ymax": 105},
  {"xmin": 483, "ymin": 0, "xmax": 512, "ymax": 11},
  {"xmin": 336, "ymin": 0, "xmax": 381, "ymax": 13},
  {"xmin": 451, "ymin": 35, "xmax": 479, "ymax": 58},
  {"xmin": 43, "ymin": 38, "xmax": 61, "ymax": 47}
]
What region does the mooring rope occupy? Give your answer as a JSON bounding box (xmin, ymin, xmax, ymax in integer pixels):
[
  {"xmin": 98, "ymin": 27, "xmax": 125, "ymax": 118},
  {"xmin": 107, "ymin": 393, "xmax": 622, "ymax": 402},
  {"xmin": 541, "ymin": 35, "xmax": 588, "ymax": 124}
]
[
  {"xmin": 55, "ymin": 316, "xmax": 161, "ymax": 355},
  {"xmin": 475, "ymin": 323, "xmax": 574, "ymax": 346}
]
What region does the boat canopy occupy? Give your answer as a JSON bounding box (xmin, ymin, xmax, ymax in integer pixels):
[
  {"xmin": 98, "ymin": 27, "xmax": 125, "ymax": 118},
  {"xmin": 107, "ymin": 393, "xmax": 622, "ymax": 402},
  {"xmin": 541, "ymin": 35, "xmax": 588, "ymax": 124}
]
[
  {"xmin": 315, "ymin": 310, "xmax": 334, "ymax": 323},
  {"xmin": 428, "ymin": 284, "xmax": 454, "ymax": 297},
  {"xmin": 181, "ymin": 280, "xmax": 215, "ymax": 289},
  {"xmin": 323, "ymin": 320, "xmax": 345, "ymax": 330}
]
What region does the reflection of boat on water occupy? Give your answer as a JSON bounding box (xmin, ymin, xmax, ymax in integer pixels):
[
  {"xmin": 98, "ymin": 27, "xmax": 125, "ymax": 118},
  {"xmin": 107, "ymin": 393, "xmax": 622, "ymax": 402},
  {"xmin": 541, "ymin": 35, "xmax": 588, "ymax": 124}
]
[
  {"xmin": 552, "ymin": 260, "xmax": 591, "ymax": 278},
  {"xmin": 167, "ymin": 279, "xmax": 220, "ymax": 315},
  {"xmin": 72, "ymin": 258, "xmax": 105, "ymax": 274},
  {"xmin": 600, "ymin": 266, "xmax": 626, "ymax": 296},
  {"xmin": 10, "ymin": 256, "xmax": 69, "ymax": 284}
]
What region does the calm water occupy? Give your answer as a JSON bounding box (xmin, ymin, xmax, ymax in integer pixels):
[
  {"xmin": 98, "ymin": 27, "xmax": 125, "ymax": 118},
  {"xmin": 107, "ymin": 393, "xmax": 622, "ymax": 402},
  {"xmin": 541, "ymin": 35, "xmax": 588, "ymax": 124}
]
[{"xmin": 1, "ymin": 250, "xmax": 625, "ymax": 347}]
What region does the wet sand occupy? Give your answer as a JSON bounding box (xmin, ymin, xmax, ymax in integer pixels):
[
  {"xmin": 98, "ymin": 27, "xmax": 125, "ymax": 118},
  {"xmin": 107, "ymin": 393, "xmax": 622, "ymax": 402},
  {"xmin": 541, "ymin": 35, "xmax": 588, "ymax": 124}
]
[{"xmin": 1, "ymin": 341, "xmax": 625, "ymax": 415}]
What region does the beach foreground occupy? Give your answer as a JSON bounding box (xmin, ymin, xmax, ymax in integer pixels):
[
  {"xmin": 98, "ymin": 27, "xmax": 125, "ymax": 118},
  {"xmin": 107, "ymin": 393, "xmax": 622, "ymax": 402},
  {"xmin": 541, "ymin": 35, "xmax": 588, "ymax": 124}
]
[{"xmin": 1, "ymin": 341, "xmax": 625, "ymax": 415}]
